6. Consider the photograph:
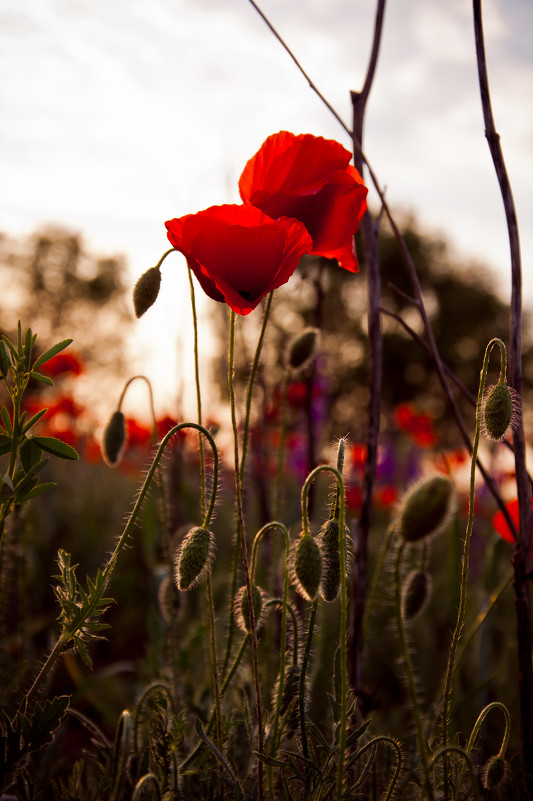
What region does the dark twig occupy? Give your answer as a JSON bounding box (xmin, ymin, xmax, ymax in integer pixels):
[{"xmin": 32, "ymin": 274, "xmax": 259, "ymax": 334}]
[
  {"xmin": 473, "ymin": 0, "xmax": 533, "ymax": 785},
  {"xmin": 349, "ymin": 0, "xmax": 387, "ymax": 696}
]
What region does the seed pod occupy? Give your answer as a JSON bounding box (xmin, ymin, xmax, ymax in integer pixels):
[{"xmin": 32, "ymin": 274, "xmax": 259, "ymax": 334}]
[
  {"xmin": 133, "ymin": 266, "xmax": 162, "ymax": 318},
  {"xmin": 285, "ymin": 327, "xmax": 319, "ymax": 371},
  {"xmin": 482, "ymin": 382, "xmax": 517, "ymax": 441},
  {"xmin": 235, "ymin": 583, "xmax": 264, "ymax": 633},
  {"xmin": 482, "ymin": 755, "xmax": 507, "ymax": 790},
  {"xmin": 396, "ymin": 475, "xmax": 455, "ymax": 544},
  {"xmin": 175, "ymin": 526, "xmax": 214, "ymax": 590},
  {"xmin": 401, "ymin": 570, "xmax": 432, "ymax": 620},
  {"xmin": 102, "ymin": 410, "xmax": 127, "ymax": 467},
  {"xmin": 291, "ymin": 532, "xmax": 322, "ymax": 601}
]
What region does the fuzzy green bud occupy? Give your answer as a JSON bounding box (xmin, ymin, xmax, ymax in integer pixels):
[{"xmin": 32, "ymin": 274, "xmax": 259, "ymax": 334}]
[
  {"xmin": 291, "ymin": 532, "xmax": 322, "ymax": 601},
  {"xmin": 285, "ymin": 327, "xmax": 320, "ymax": 371},
  {"xmin": 133, "ymin": 266, "xmax": 162, "ymax": 318},
  {"xmin": 318, "ymin": 518, "xmax": 351, "ymax": 602},
  {"xmin": 401, "ymin": 570, "xmax": 432, "ymax": 620},
  {"xmin": 482, "ymin": 382, "xmax": 516, "ymax": 441},
  {"xmin": 396, "ymin": 475, "xmax": 454, "ymax": 543},
  {"xmin": 175, "ymin": 526, "xmax": 214, "ymax": 590},
  {"xmin": 102, "ymin": 410, "xmax": 127, "ymax": 467},
  {"xmin": 481, "ymin": 755, "xmax": 506, "ymax": 790},
  {"xmin": 235, "ymin": 583, "xmax": 264, "ymax": 634}
]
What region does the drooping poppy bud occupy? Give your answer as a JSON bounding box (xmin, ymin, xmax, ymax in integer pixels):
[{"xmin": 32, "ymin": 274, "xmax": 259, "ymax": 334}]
[
  {"xmin": 235, "ymin": 583, "xmax": 265, "ymax": 634},
  {"xmin": 318, "ymin": 518, "xmax": 351, "ymax": 602},
  {"xmin": 133, "ymin": 266, "xmax": 162, "ymax": 318},
  {"xmin": 401, "ymin": 570, "xmax": 432, "ymax": 620},
  {"xmin": 102, "ymin": 410, "xmax": 127, "ymax": 467},
  {"xmin": 290, "ymin": 532, "xmax": 322, "ymax": 601},
  {"xmin": 481, "ymin": 755, "xmax": 507, "ymax": 790},
  {"xmin": 395, "ymin": 475, "xmax": 455, "ymax": 544},
  {"xmin": 482, "ymin": 382, "xmax": 518, "ymax": 441},
  {"xmin": 175, "ymin": 526, "xmax": 214, "ymax": 591},
  {"xmin": 285, "ymin": 327, "xmax": 320, "ymax": 372}
]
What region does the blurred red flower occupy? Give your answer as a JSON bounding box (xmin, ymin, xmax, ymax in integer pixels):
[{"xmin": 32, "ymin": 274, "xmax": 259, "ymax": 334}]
[
  {"xmin": 40, "ymin": 351, "xmax": 84, "ymax": 376},
  {"xmin": 393, "ymin": 403, "xmax": 437, "ymax": 448},
  {"xmin": 239, "ymin": 131, "xmax": 368, "ymax": 272},
  {"xmin": 493, "ymin": 498, "xmax": 533, "ymax": 557},
  {"xmin": 165, "ymin": 204, "xmax": 312, "ymax": 315}
]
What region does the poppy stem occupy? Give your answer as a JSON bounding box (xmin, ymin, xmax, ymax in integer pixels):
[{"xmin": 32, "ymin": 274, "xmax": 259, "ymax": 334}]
[{"xmin": 227, "ymin": 310, "xmax": 265, "ymax": 801}]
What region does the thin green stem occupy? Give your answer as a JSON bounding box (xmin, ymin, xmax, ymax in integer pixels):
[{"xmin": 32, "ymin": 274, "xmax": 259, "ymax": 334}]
[
  {"xmin": 274, "ymin": 368, "xmax": 290, "ymax": 521},
  {"xmin": 227, "ymin": 310, "xmax": 265, "ymax": 801},
  {"xmin": 431, "ymin": 746, "xmax": 481, "ymax": 801},
  {"xmin": 299, "ymin": 598, "xmax": 317, "ymax": 761},
  {"xmin": 353, "ymin": 736, "xmax": 402, "ymax": 801},
  {"xmin": 22, "ymin": 422, "xmax": 218, "ymax": 711},
  {"xmin": 206, "ymin": 570, "xmax": 223, "ymax": 755},
  {"xmin": 393, "ymin": 540, "xmax": 434, "ymax": 800},
  {"xmin": 441, "ymin": 337, "xmax": 506, "ymax": 797},
  {"xmin": 187, "ymin": 266, "xmax": 206, "ymax": 516},
  {"xmin": 362, "ymin": 522, "xmax": 394, "ymax": 646}
]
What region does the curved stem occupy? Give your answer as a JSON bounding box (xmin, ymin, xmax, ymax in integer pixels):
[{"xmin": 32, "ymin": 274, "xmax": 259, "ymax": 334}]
[
  {"xmin": 353, "ymin": 736, "xmax": 402, "ymax": 801},
  {"xmin": 431, "ymin": 746, "xmax": 481, "ymax": 801},
  {"xmin": 23, "ymin": 422, "xmax": 218, "ymax": 711},
  {"xmin": 441, "ymin": 338, "xmax": 506, "ymax": 795},
  {"xmin": 187, "ymin": 265, "xmax": 206, "ymax": 516}
]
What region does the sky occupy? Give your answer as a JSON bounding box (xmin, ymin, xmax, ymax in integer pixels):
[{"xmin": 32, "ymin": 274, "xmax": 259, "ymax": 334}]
[{"xmin": 1, "ymin": 0, "xmax": 532, "ymax": 416}]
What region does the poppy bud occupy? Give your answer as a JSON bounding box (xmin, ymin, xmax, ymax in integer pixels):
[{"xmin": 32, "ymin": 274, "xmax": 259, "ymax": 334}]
[
  {"xmin": 481, "ymin": 755, "xmax": 506, "ymax": 790},
  {"xmin": 133, "ymin": 266, "xmax": 162, "ymax": 318},
  {"xmin": 291, "ymin": 532, "xmax": 322, "ymax": 601},
  {"xmin": 401, "ymin": 571, "xmax": 432, "ymax": 620},
  {"xmin": 175, "ymin": 526, "xmax": 214, "ymax": 591},
  {"xmin": 102, "ymin": 410, "xmax": 127, "ymax": 467},
  {"xmin": 285, "ymin": 327, "xmax": 320, "ymax": 371},
  {"xmin": 482, "ymin": 382, "xmax": 518, "ymax": 441},
  {"xmin": 395, "ymin": 475, "xmax": 455, "ymax": 544},
  {"xmin": 318, "ymin": 518, "xmax": 351, "ymax": 602},
  {"xmin": 235, "ymin": 583, "xmax": 265, "ymax": 633}
]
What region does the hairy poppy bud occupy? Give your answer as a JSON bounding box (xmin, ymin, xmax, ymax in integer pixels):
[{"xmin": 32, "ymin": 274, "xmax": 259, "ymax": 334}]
[
  {"xmin": 133, "ymin": 266, "xmax": 162, "ymax": 318},
  {"xmin": 235, "ymin": 583, "xmax": 264, "ymax": 633},
  {"xmin": 481, "ymin": 755, "xmax": 506, "ymax": 790},
  {"xmin": 291, "ymin": 532, "xmax": 322, "ymax": 601},
  {"xmin": 285, "ymin": 327, "xmax": 320, "ymax": 371},
  {"xmin": 175, "ymin": 526, "xmax": 214, "ymax": 591},
  {"xmin": 318, "ymin": 518, "xmax": 351, "ymax": 602},
  {"xmin": 396, "ymin": 475, "xmax": 455, "ymax": 543},
  {"xmin": 102, "ymin": 410, "xmax": 127, "ymax": 467},
  {"xmin": 482, "ymin": 382, "xmax": 518, "ymax": 441},
  {"xmin": 401, "ymin": 571, "xmax": 432, "ymax": 620}
]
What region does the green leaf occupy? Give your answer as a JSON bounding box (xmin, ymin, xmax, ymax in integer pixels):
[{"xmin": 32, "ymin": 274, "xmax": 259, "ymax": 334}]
[
  {"xmin": 346, "ymin": 719, "xmax": 372, "ymax": 748},
  {"xmin": 20, "ymin": 695, "xmax": 70, "ymax": 753},
  {"xmin": 0, "ymin": 341, "xmax": 9, "ymax": 377},
  {"xmin": 0, "ymin": 442, "xmax": 10, "ymax": 457},
  {"xmin": 21, "ymin": 408, "xmax": 48, "ymax": 434},
  {"xmin": 74, "ymin": 637, "xmax": 93, "ymax": 669},
  {"xmin": 18, "ymin": 482, "xmax": 56, "ymax": 502},
  {"xmin": 1, "ymin": 334, "xmax": 18, "ymax": 360},
  {"xmin": 32, "ymin": 436, "xmax": 79, "ymax": 461},
  {"xmin": 33, "ymin": 338, "xmax": 73, "ymax": 370},
  {"xmin": 253, "ymin": 750, "xmax": 287, "ymax": 769},
  {"xmin": 1, "ymin": 406, "xmax": 12, "ymax": 436},
  {"xmin": 30, "ymin": 372, "xmax": 54, "ymax": 386},
  {"xmin": 19, "ymin": 438, "xmax": 43, "ymax": 472}
]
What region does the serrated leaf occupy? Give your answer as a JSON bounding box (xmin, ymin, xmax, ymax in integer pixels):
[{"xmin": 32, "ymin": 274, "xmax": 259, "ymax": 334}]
[
  {"xmin": 22, "ymin": 408, "xmax": 48, "ymax": 434},
  {"xmin": 20, "ymin": 695, "xmax": 70, "ymax": 752},
  {"xmin": 74, "ymin": 638, "xmax": 93, "ymax": 669},
  {"xmin": 32, "ymin": 339, "xmax": 73, "ymax": 370},
  {"xmin": 30, "ymin": 371, "xmax": 54, "ymax": 386},
  {"xmin": 32, "ymin": 436, "xmax": 78, "ymax": 460}
]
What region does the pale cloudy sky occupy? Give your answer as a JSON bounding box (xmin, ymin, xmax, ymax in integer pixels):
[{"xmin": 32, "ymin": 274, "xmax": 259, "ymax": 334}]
[{"xmin": 1, "ymin": 0, "xmax": 532, "ymax": 413}]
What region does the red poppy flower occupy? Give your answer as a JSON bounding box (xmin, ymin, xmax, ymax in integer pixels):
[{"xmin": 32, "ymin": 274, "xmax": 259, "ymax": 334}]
[
  {"xmin": 238, "ymin": 131, "xmax": 368, "ymax": 272},
  {"xmin": 40, "ymin": 352, "xmax": 84, "ymax": 376},
  {"xmin": 493, "ymin": 498, "xmax": 533, "ymax": 558},
  {"xmin": 393, "ymin": 403, "xmax": 438, "ymax": 448},
  {"xmin": 165, "ymin": 204, "xmax": 312, "ymax": 315}
]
